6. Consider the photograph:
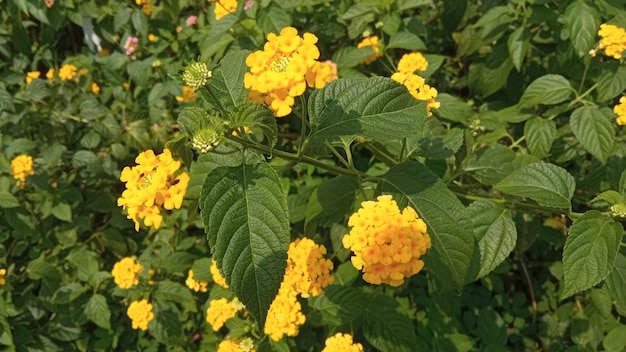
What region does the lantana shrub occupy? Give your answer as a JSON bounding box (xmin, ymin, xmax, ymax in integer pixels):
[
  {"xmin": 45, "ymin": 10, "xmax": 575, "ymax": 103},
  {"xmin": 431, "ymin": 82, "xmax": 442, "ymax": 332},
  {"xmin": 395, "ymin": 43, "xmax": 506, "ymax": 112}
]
[{"xmin": 1, "ymin": 0, "xmax": 626, "ymax": 351}]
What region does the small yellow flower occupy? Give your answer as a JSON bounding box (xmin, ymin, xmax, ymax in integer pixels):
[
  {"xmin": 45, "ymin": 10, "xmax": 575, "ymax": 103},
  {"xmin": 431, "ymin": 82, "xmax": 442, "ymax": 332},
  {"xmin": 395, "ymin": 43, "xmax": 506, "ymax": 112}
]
[
  {"xmin": 211, "ymin": 259, "xmax": 229, "ymax": 288},
  {"xmin": 208, "ymin": 0, "xmax": 237, "ymax": 20},
  {"xmin": 127, "ymin": 299, "xmax": 154, "ymax": 330},
  {"xmin": 391, "ymin": 72, "xmax": 440, "ymax": 117},
  {"xmin": 218, "ymin": 338, "xmax": 256, "ymax": 352},
  {"xmin": 148, "ymin": 34, "xmax": 158, "ymax": 42},
  {"xmin": 90, "ymin": 82, "xmax": 100, "ymax": 95},
  {"xmin": 322, "ymin": 333, "xmax": 364, "ymax": 352},
  {"xmin": 58, "ymin": 64, "xmax": 77, "ymax": 81},
  {"xmin": 614, "ymin": 96, "xmax": 626, "ymax": 125},
  {"xmin": 175, "ymin": 86, "xmax": 195, "ymax": 102},
  {"xmin": 264, "ymin": 285, "xmax": 306, "ymax": 341},
  {"xmin": 122, "ymin": 82, "xmax": 130, "ymax": 89},
  {"xmin": 185, "ymin": 269, "xmax": 208, "ymax": 292},
  {"xmin": 46, "ymin": 68, "xmax": 55, "ymax": 83},
  {"xmin": 135, "ymin": 0, "xmax": 153, "ymax": 15},
  {"xmin": 357, "ymin": 36, "xmax": 382, "ymax": 64},
  {"xmin": 0, "ymin": 268, "xmax": 6, "ymax": 285},
  {"xmin": 111, "ymin": 257, "xmax": 143, "ymax": 289},
  {"xmin": 206, "ymin": 298, "xmax": 244, "ymax": 330},
  {"xmin": 396, "ymin": 52, "xmax": 428, "ymax": 74},
  {"xmin": 26, "ymin": 71, "xmax": 40, "ymax": 85},
  {"xmin": 11, "ymin": 155, "xmax": 34, "ymax": 189}
]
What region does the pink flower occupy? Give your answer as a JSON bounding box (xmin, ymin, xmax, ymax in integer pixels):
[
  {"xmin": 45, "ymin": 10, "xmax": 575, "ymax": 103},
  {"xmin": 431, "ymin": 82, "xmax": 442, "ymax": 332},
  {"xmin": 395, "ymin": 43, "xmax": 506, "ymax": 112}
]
[
  {"xmin": 193, "ymin": 333, "xmax": 200, "ymax": 341},
  {"xmin": 244, "ymin": 1, "xmax": 254, "ymax": 10},
  {"xmin": 124, "ymin": 36, "xmax": 139, "ymax": 56},
  {"xmin": 186, "ymin": 15, "xmax": 198, "ymax": 26}
]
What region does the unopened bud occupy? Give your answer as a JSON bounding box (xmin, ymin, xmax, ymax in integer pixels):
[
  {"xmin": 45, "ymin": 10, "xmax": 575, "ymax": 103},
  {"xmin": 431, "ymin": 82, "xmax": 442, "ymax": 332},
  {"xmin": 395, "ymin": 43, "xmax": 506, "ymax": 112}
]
[
  {"xmin": 191, "ymin": 127, "xmax": 221, "ymax": 153},
  {"xmin": 182, "ymin": 61, "xmax": 212, "ymax": 90}
]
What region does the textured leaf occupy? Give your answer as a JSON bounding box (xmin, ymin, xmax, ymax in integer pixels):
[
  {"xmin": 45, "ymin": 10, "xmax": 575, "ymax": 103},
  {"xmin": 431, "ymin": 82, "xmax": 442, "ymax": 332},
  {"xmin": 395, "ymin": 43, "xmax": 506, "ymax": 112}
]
[
  {"xmin": 85, "ymin": 294, "xmax": 111, "ymax": 330},
  {"xmin": 562, "ymin": 211, "xmax": 623, "ymax": 299},
  {"xmin": 256, "ymin": 3, "xmax": 291, "ymax": 35},
  {"xmin": 406, "ymin": 118, "xmax": 464, "ymax": 160},
  {"xmin": 154, "ymin": 281, "xmax": 194, "ymax": 306},
  {"xmin": 433, "ymin": 93, "xmax": 474, "ymax": 125},
  {"xmin": 309, "ymin": 77, "xmax": 428, "ymax": 141},
  {"xmin": 387, "ymin": 31, "xmax": 426, "ymax": 50},
  {"xmin": 232, "ymin": 102, "xmax": 278, "ymax": 148},
  {"xmin": 465, "ymin": 144, "xmax": 516, "ymax": 185},
  {"xmin": 379, "ymin": 161, "xmax": 475, "ymax": 291},
  {"xmin": 150, "ymin": 302, "xmax": 183, "ymax": 345},
  {"xmin": 495, "ymin": 163, "xmax": 575, "ymax": 209},
  {"xmin": 524, "ymin": 117, "xmax": 557, "ymax": 159},
  {"xmin": 177, "ymin": 107, "xmax": 211, "ymax": 136},
  {"xmin": 0, "ymin": 193, "xmax": 19, "ymax": 208},
  {"xmin": 519, "ymin": 75, "xmax": 574, "ymax": 108},
  {"xmin": 596, "ymin": 65, "xmax": 626, "ymax": 101},
  {"xmin": 198, "ymin": 50, "xmax": 250, "ymax": 112},
  {"xmin": 363, "ymin": 294, "xmax": 422, "ymax": 351},
  {"xmin": 507, "ymin": 27, "xmax": 530, "ymax": 71},
  {"xmin": 590, "ymin": 190, "xmax": 624, "ymax": 206},
  {"xmin": 332, "ymin": 46, "xmax": 376, "ymax": 69},
  {"xmin": 467, "ymin": 200, "xmax": 517, "ymax": 278},
  {"xmin": 200, "ymin": 162, "xmax": 289, "ymax": 327},
  {"xmin": 564, "ymin": 1, "xmax": 600, "ymax": 57},
  {"xmin": 570, "ymin": 106, "xmax": 615, "ymax": 164},
  {"xmin": 308, "ymin": 285, "xmax": 368, "ymax": 326},
  {"xmin": 467, "ymin": 45, "xmax": 513, "ymax": 98},
  {"xmin": 305, "ymin": 176, "xmax": 358, "ymax": 230},
  {"xmin": 0, "ymin": 83, "xmax": 15, "ymax": 113},
  {"xmin": 604, "ymin": 251, "xmax": 626, "ymax": 307}
]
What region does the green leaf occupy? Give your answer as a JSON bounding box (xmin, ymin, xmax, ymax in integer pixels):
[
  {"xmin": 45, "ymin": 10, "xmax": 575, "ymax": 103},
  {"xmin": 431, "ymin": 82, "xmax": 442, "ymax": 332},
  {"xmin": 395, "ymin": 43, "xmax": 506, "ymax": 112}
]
[
  {"xmin": 308, "ymin": 77, "xmax": 428, "ymax": 141},
  {"xmin": 308, "ymin": 285, "xmax": 368, "ymax": 326},
  {"xmin": 305, "ymin": 175, "xmax": 358, "ymax": 231},
  {"xmin": 154, "ymin": 281, "xmax": 194, "ymax": 306},
  {"xmin": 67, "ymin": 248, "xmax": 100, "ymax": 283},
  {"xmin": 596, "ymin": 65, "xmax": 626, "ymax": 101},
  {"xmin": 363, "ymin": 294, "xmax": 419, "ymax": 352},
  {"xmin": 51, "ymin": 283, "xmax": 83, "ymax": 305},
  {"xmin": 150, "ymin": 302, "xmax": 183, "ymax": 345},
  {"xmin": 0, "ymin": 83, "xmax": 15, "ymax": 113},
  {"xmin": 518, "ymin": 75, "xmax": 574, "ymax": 108},
  {"xmin": 256, "ymin": 3, "xmax": 291, "ymax": 36},
  {"xmin": 464, "ymin": 144, "xmax": 516, "ymax": 185},
  {"xmin": 564, "ymin": 0, "xmax": 600, "ymax": 57},
  {"xmin": 198, "ymin": 50, "xmax": 250, "ymax": 112},
  {"xmin": 590, "ymin": 190, "xmax": 624, "ymax": 206},
  {"xmin": 200, "ymin": 162, "xmax": 290, "ymax": 327},
  {"xmin": 25, "ymin": 79, "xmax": 50, "ymax": 101},
  {"xmin": 561, "ymin": 211, "xmax": 623, "ymax": 299},
  {"xmin": 51, "ymin": 202, "xmax": 72, "ymax": 222},
  {"xmin": 620, "ymin": 170, "xmax": 626, "ymax": 197},
  {"xmin": 432, "ymin": 93, "xmax": 474, "ymax": 125},
  {"xmin": 0, "ymin": 193, "xmax": 19, "ymax": 208},
  {"xmin": 232, "ymin": 102, "xmax": 278, "ymax": 148},
  {"xmin": 603, "ymin": 325, "xmax": 626, "ymax": 352},
  {"xmin": 332, "ymin": 46, "xmax": 376, "ymax": 69},
  {"xmin": 467, "ymin": 45, "xmax": 513, "ymax": 98},
  {"xmin": 467, "ymin": 200, "xmax": 517, "ymax": 278},
  {"xmin": 71, "ymin": 150, "xmax": 97, "ymax": 168},
  {"xmin": 507, "ymin": 27, "xmax": 530, "ymax": 71},
  {"xmin": 161, "ymin": 252, "xmax": 195, "ymax": 273},
  {"xmin": 495, "ymin": 163, "xmax": 575, "ymax": 209},
  {"xmin": 191, "ymin": 257, "xmax": 213, "ymax": 282},
  {"xmin": 477, "ymin": 308, "xmax": 507, "ymax": 345},
  {"xmin": 379, "ymin": 161, "xmax": 475, "ymax": 291},
  {"xmin": 570, "ymin": 106, "xmax": 615, "ymax": 164},
  {"xmin": 85, "ymin": 294, "xmax": 111, "ymax": 330},
  {"xmin": 604, "ymin": 251, "xmax": 626, "ymax": 307},
  {"xmin": 524, "ymin": 117, "xmax": 557, "ymax": 159},
  {"xmin": 177, "ymin": 107, "xmax": 211, "ymax": 136},
  {"xmin": 386, "ymin": 31, "xmax": 426, "ymax": 50}
]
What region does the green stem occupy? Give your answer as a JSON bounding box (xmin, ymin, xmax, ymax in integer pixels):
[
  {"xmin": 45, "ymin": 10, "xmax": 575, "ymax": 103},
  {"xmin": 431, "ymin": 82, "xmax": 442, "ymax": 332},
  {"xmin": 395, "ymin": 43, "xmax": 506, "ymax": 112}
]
[
  {"xmin": 323, "ymin": 140, "xmax": 350, "ymax": 168},
  {"xmin": 567, "ymin": 83, "xmax": 598, "ymax": 109},
  {"xmin": 366, "ymin": 143, "xmax": 398, "ymax": 166}
]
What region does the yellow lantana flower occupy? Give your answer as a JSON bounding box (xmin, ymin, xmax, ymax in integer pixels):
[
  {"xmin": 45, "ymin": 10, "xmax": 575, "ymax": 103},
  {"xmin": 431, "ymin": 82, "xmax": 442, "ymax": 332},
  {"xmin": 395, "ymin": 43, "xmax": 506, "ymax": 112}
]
[
  {"xmin": 206, "ymin": 298, "xmax": 244, "ymax": 330},
  {"xmin": 135, "ymin": 0, "xmax": 153, "ymax": 15},
  {"xmin": 185, "ymin": 269, "xmax": 208, "ymax": 292},
  {"xmin": 391, "ymin": 71, "xmax": 440, "ymax": 117},
  {"xmin": 26, "ymin": 71, "xmax": 40, "ymax": 85},
  {"xmin": 11, "ymin": 154, "xmax": 34, "ymax": 189},
  {"xmin": 218, "ymin": 338, "xmax": 255, "ymax": 352},
  {"xmin": 322, "ymin": 333, "xmax": 364, "ymax": 352},
  {"xmin": 117, "ymin": 149, "xmax": 190, "ymax": 231},
  {"xmin": 343, "ymin": 195, "xmax": 431, "ymax": 287},
  {"xmin": 176, "ymin": 86, "xmax": 195, "ymax": 102},
  {"xmin": 357, "ymin": 36, "xmax": 382, "ymax": 64},
  {"xmin": 593, "ymin": 24, "xmax": 626, "ymax": 59},
  {"xmin": 208, "ymin": 0, "xmax": 237, "ymax": 20},
  {"xmin": 244, "ymin": 26, "xmax": 336, "ymax": 117},
  {"xmin": 396, "ymin": 52, "xmax": 428, "ymax": 74},
  {"xmin": 127, "ymin": 299, "xmax": 154, "ymax": 330},
  {"xmin": 90, "ymin": 82, "xmax": 100, "ymax": 95},
  {"xmin": 264, "ymin": 284, "xmax": 306, "ymax": 341},
  {"xmin": 58, "ymin": 64, "xmax": 77, "ymax": 81},
  {"xmin": 46, "ymin": 68, "xmax": 55, "ymax": 82},
  {"xmin": 111, "ymin": 257, "xmax": 143, "ymax": 289},
  {"xmin": 0, "ymin": 268, "xmax": 6, "ymax": 285},
  {"xmin": 614, "ymin": 96, "xmax": 626, "ymax": 125},
  {"xmin": 210, "ymin": 259, "xmax": 229, "ymax": 288}
]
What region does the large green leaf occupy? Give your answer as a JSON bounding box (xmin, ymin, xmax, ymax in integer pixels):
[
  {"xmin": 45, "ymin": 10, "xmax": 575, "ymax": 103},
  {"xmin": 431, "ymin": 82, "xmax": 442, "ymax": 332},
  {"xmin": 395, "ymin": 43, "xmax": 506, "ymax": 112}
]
[
  {"xmin": 149, "ymin": 302, "xmax": 183, "ymax": 345},
  {"xmin": 387, "ymin": 31, "xmax": 426, "ymax": 50},
  {"xmin": 332, "ymin": 46, "xmax": 376, "ymax": 69},
  {"xmin": 467, "ymin": 200, "xmax": 517, "ymax": 278},
  {"xmin": 379, "ymin": 161, "xmax": 475, "ymax": 291},
  {"xmin": 363, "ymin": 294, "xmax": 424, "ymax": 351},
  {"xmin": 604, "ymin": 251, "xmax": 626, "ymax": 307},
  {"xmin": 518, "ymin": 75, "xmax": 574, "ymax": 108},
  {"xmin": 200, "ymin": 162, "xmax": 289, "ymax": 327},
  {"xmin": 561, "ymin": 211, "xmax": 623, "ymax": 299},
  {"xmin": 85, "ymin": 294, "xmax": 111, "ymax": 330},
  {"xmin": 570, "ymin": 106, "xmax": 615, "ymax": 164},
  {"xmin": 308, "ymin": 77, "xmax": 428, "ymax": 141},
  {"xmin": 432, "ymin": 93, "xmax": 473, "ymax": 125},
  {"xmin": 308, "ymin": 285, "xmax": 368, "ymax": 326},
  {"xmin": 524, "ymin": 117, "xmax": 557, "ymax": 159},
  {"xmin": 198, "ymin": 50, "xmax": 250, "ymax": 112},
  {"xmin": 596, "ymin": 65, "xmax": 626, "ymax": 101},
  {"xmin": 464, "ymin": 144, "xmax": 516, "ymax": 185},
  {"xmin": 467, "ymin": 44, "xmax": 513, "ymax": 98},
  {"xmin": 564, "ymin": 0, "xmax": 600, "ymax": 57},
  {"xmin": 507, "ymin": 27, "xmax": 530, "ymax": 71},
  {"xmin": 494, "ymin": 163, "xmax": 575, "ymax": 209}
]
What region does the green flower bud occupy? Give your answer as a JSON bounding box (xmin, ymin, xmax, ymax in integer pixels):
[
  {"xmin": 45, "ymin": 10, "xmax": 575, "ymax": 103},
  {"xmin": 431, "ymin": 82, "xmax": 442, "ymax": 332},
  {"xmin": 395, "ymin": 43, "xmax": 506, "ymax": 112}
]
[
  {"xmin": 611, "ymin": 203, "xmax": 626, "ymax": 217},
  {"xmin": 191, "ymin": 127, "xmax": 221, "ymax": 153},
  {"xmin": 182, "ymin": 61, "xmax": 212, "ymax": 90}
]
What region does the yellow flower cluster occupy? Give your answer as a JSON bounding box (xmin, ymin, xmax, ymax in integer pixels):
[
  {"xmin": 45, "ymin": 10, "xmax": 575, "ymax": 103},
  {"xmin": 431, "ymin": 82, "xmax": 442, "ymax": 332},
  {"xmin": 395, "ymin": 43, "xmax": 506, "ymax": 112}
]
[
  {"xmin": 26, "ymin": 71, "xmax": 40, "ymax": 84},
  {"xmin": 614, "ymin": 96, "xmax": 626, "ymax": 125},
  {"xmin": 135, "ymin": 0, "xmax": 153, "ymax": 15},
  {"xmin": 244, "ymin": 26, "xmax": 337, "ymax": 117},
  {"xmin": 176, "ymin": 86, "xmax": 195, "ymax": 102},
  {"xmin": 322, "ymin": 333, "xmax": 364, "ymax": 352},
  {"xmin": 0, "ymin": 268, "xmax": 6, "ymax": 285},
  {"xmin": 58, "ymin": 64, "xmax": 77, "ymax": 81},
  {"xmin": 117, "ymin": 149, "xmax": 190, "ymax": 231},
  {"xmin": 594, "ymin": 24, "xmax": 626, "ymax": 59},
  {"xmin": 208, "ymin": 0, "xmax": 237, "ymax": 20},
  {"xmin": 185, "ymin": 269, "xmax": 208, "ymax": 292},
  {"xmin": 206, "ymin": 298, "xmax": 244, "ymax": 330},
  {"xmin": 211, "ymin": 259, "xmax": 229, "ymax": 288},
  {"xmin": 357, "ymin": 36, "xmax": 382, "ymax": 64},
  {"xmin": 391, "ymin": 52, "xmax": 440, "ymax": 117},
  {"xmin": 342, "ymin": 195, "xmax": 432, "ymax": 286},
  {"xmin": 127, "ymin": 299, "xmax": 154, "ymax": 330},
  {"xmin": 11, "ymin": 154, "xmax": 34, "ymax": 188},
  {"xmin": 264, "ymin": 238, "xmax": 334, "ymax": 340},
  {"xmin": 111, "ymin": 257, "xmax": 143, "ymax": 289},
  {"xmin": 217, "ymin": 338, "xmax": 255, "ymax": 352},
  {"xmin": 90, "ymin": 82, "xmax": 100, "ymax": 95},
  {"xmin": 46, "ymin": 68, "xmax": 55, "ymax": 82}
]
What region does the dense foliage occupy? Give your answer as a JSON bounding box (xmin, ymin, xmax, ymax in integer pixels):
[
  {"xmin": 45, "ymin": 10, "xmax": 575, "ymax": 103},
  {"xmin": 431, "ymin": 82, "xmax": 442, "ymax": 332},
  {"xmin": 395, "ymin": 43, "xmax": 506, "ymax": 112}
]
[{"xmin": 1, "ymin": 0, "xmax": 626, "ymax": 351}]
